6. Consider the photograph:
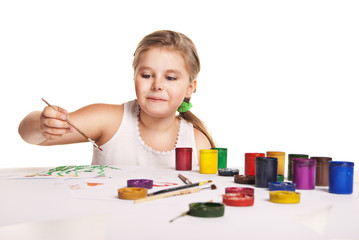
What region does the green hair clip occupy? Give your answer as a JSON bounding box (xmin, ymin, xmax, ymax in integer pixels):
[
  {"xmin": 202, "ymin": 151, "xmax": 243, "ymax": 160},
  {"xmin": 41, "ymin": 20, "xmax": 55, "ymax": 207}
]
[{"xmin": 177, "ymin": 101, "xmax": 193, "ymax": 113}]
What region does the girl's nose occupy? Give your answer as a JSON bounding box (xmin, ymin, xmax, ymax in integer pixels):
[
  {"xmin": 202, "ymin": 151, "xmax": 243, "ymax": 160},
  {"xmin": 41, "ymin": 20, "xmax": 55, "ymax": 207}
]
[{"xmin": 151, "ymin": 77, "xmax": 163, "ymax": 91}]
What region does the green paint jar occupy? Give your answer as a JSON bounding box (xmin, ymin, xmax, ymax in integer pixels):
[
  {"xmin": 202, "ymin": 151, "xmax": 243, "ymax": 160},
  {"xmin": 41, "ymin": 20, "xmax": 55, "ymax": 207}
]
[
  {"xmin": 288, "ymin": 154, "xmax": 309, "ymax": 180},
  {"xmin": 211, "ymin": 148, "xmax": 228, "ymax": 169},
  {"xmin": 188, "ymin": 202, "xmax": 225, "ymax": 218}
]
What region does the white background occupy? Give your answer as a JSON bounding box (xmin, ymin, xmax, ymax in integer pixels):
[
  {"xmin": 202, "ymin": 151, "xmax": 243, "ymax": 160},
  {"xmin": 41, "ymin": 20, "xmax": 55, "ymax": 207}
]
[{"xmin": 1, "ymin": 0, "xmax": 358, "ymax": 171}]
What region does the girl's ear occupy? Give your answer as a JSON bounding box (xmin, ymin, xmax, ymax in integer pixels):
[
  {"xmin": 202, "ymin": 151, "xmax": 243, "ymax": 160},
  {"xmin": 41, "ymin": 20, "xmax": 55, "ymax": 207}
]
[{"xmin": 185, "ymin": 79, "xmax": 197, "ymax": 98}]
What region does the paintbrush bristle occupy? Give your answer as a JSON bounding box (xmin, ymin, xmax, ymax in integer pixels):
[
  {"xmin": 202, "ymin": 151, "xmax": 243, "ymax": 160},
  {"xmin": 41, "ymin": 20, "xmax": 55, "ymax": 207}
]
[{"xmin": 210, "ymin": 184, "xmax": 217, "ymax": 190}]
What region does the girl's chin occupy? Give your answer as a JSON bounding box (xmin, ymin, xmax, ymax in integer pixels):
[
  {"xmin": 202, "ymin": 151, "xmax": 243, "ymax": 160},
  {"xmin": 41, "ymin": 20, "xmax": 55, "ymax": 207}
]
[{"xmin": 141, "ymin": 107, "xmax": 176, "ymax": 118}]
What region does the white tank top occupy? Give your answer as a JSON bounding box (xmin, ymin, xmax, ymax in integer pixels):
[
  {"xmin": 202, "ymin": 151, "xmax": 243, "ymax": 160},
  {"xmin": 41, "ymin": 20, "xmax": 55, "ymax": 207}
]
[{"xmin": 92, "ymin": 100, "xmax": 198, "ymax": 167}]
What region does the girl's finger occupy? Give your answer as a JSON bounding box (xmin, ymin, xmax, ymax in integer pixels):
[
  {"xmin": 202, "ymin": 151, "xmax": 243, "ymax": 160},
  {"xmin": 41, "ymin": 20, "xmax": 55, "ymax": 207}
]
[
  {"xmin": 41, "ymin": 126, "xmax": 73, "ymax": 139},
  {"xmin": 42, "ymin": 106, "xmax": 68, "ymax": 121},
  {"xmin": 42, "ymin": 118, "xmax": 71, "ymax": 129}
]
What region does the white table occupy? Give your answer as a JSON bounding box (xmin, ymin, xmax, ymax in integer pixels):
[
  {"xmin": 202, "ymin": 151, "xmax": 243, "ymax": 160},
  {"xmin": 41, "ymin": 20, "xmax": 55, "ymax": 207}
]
[{"xmin": 0, "ymin": 166, "xmax": 358, "ymax": 240}]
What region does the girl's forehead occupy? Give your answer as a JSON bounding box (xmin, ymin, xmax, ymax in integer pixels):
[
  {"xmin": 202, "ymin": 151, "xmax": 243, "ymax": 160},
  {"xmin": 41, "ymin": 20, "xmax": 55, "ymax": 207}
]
[
  {"xmin": 142, "ymin": 47, "xmax": 183, "ymax": 59},
  {"xmin": 136, "ymin": 47, "xmax": 190, "ymax": 75}
]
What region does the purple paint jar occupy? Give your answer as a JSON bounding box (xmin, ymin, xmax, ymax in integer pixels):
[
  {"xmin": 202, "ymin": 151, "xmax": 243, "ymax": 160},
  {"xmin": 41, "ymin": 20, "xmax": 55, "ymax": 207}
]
[{"xmin": 292, "ymin": 158, "xmax": 316, "ymax": 190}]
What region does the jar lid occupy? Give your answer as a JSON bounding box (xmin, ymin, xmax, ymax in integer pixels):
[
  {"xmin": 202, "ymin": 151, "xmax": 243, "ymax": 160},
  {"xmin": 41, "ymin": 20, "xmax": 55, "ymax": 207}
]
[
  {"xmin": 266, "ymin": 151, "xmax": 285, "ymax": 155},
  {"xmin": 188, "ymin": 202, "xmax": 225, "ymax": 218},
  {"xmin": 245, "ymin": 153, "xmax": 265, "ymax": 157},
  {"xmin": 256, "ymin": 157, "xmax": 278, "ymax": 162},
  {"xmin": 225, "ymin": 187, "xmax": 255, "ymax": 196},
  {"xmin": 118, "ymin": 187, "xmax": 148, "ymax": 200},
  {"xmin": 310, "ymin": 157, "xmax": 332, "ymax": 162},
  {"xmin": 212, "ymin": 148, "xmax": 227, "ymax": 152},
  {"xmin": 288, "ymin": 154, "xmax": 309, "ymax": 158},
  {"xmin": 293, "ymin": 158, "xmax": 316, "ymax": 164},
  {"xmin": 268, "ymin": 182, "xmax": 296, "ymax": 191},
  {"xmin": 330, "ymin": 161, "xmax": 354, "ymax": 167},
  {"xmin": 127, "ymin": 179, "xmax": 154, "ymax": 189},
  {"xmin": 200, "ymin": 149, "xmax": 218, "ymax": 154},
  {"xmin": 269, "ymin": 191, "xmax": 300, "ymax": 204},
  {"xmin": 234, "ymin": 174, "xmax": 255, "ymax": 184},
  {"xmin": 218, "ymin": 168, "xmax": 239, "ymax": 176},
  {"xmin": 175, "ymin": 147, "xmax": 192, "ymax": 152},
  {"xmin": 222, "ymin": 193, "xmax": 254, "ymax": 207}
]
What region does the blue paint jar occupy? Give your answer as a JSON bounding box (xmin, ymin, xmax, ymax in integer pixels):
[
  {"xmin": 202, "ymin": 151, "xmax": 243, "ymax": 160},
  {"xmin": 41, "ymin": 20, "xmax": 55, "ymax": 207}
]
[
  {"xmin": 268, "ymin": 182, "xmax": 296, "ymax": 191},
  {"xmin": 255, "ymin": 157, "xmax": 278, "ymax": 188},
  {"xmin": 329, "ymin": 161, "xmax": 354, "ymax": 194}
]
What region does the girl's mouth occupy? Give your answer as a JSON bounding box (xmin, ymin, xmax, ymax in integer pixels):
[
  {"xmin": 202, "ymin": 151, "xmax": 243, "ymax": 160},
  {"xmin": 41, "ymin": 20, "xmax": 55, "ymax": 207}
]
[{"xmin": 148, "ymin": 97, "xmax": 166, "ymax": 102}]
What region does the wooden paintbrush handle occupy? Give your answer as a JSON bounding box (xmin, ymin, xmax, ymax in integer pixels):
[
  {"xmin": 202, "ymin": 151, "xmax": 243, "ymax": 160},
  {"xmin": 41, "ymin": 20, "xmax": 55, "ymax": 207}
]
[
  {"xmin": 134, "ymin": 187, "xmax": 200, "ymax": 203},
  {"xmin": 65, "ymin": 118, "xmax": 89, "ymax": 139}
]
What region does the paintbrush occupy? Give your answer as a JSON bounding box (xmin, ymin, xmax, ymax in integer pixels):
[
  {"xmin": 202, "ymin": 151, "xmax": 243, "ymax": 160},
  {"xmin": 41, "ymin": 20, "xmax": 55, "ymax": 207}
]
[
  {"xmin": 41, "ymin": 98, "xmax": 103, "ymax": 151},
  {"xmin": 135, "ymin": 184, "xmax": 217, "ymax": 204},
  {"xmin": 147, "ymin": 180, "xmax": 212, "ymax": 196},
  {"xmin": 169, "ymin": 194, "xmax": 216, "ymax": 223},
  {"xmin": 178, "ymin": 174, "xmax": 192, "ymax": 184}
]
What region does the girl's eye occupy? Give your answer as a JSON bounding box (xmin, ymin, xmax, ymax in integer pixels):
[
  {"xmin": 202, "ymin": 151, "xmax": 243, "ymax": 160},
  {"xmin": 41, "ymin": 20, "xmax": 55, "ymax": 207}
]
[
  {"xmin": 167, "ymin": 76, "xmax": 177, "ymax": 81},
  {"xmin": 142, "ymin": 74, "xmax": 152, "ymax": 79}
]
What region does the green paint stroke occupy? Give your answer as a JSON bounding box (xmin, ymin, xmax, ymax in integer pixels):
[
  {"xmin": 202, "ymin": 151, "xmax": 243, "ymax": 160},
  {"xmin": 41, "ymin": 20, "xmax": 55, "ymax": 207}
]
[{"xmin": 32, "ymin": 165, "xmax": 120, "ymax": 177}]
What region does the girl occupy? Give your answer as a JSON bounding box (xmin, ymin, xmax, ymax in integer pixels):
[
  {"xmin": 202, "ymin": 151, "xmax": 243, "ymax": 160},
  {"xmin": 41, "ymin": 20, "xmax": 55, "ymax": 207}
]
[{"xmin": 18, "ymin": 30, "xmax": 215, "ymax": 167}]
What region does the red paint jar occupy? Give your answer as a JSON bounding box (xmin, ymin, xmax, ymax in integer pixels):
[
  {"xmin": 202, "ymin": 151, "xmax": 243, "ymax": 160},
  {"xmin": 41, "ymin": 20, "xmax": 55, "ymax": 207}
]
[
  {"xmin": 245, "ymin": 153, "xmax": 265, "ymax": 176},
  {"xmin": 225, "ymin": 187, "xmax": 254, "ymax": 196},
  {"xmin": 222, "ymin": 193, "xmax": 254, "ymax": 207},
  {"xmin": 175, "ymin": 148, "xmax": 192, "ymax": 171}
]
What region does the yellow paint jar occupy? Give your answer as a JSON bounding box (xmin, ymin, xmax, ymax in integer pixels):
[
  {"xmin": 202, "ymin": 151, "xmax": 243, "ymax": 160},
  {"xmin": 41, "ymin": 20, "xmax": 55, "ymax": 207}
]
[
  {"xmin": 267, "ymin": 151, "xmax": 285, "ymax": 176},
  {"xmin": 118, "ymin": 187, "xmax": 148, "ymax": 200},
  {"xmin": 269, "ymin": 191, "xmax": 300, "ymax": 204},
  {"xmin": 200, "ymin": 149, "xmax": 218, "ymax": 174}
]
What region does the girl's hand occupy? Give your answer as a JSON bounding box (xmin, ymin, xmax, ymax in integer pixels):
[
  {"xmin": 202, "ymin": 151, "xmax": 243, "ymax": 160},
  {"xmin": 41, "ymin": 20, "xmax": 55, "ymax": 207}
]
[{"xmin": 40, "ymin": 105, "xmax": 73, "ymax": 140}]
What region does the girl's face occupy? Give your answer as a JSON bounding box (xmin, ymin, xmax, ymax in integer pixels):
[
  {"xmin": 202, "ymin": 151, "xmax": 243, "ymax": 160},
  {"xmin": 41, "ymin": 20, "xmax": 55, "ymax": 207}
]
[{"xmin": 134, "ymin": 47, "xmax": 196, "ymax": 119}]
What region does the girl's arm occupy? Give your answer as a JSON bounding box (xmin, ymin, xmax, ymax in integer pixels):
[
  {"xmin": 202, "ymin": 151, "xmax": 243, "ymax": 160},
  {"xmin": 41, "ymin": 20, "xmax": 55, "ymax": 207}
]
[{"xmin": 18, "ymin": 103, "xmax": 123, "ymax": 147}]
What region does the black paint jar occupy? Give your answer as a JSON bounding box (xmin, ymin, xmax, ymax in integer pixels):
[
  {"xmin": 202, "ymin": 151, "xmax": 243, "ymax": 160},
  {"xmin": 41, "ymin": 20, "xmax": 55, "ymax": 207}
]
[{"xmin": 255, "ymin": 157, "xmax": 278, "ymax": 188}]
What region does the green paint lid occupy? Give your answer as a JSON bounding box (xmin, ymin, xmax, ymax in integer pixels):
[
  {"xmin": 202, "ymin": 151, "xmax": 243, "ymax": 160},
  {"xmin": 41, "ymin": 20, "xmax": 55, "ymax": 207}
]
[{"xmin": 188, "ymin": 202, "xmax": 225, "ymax": 218}]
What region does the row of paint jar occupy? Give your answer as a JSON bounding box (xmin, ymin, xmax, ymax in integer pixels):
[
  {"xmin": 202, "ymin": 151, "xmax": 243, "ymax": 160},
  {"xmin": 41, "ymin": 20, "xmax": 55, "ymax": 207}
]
[
  {"xmin": 245, "ymin": 152, "xmax": 286, "ymax": 177},
  {"xmin": 177, "ymin": 149, "xmax": 355, "ymax": 194},
  {"xmin": 175, "ymin": 147, "xmax": 228, "ymax": 172},
  {"xmin": 246, "ymin": 153, "xmax": 334, "ymax": 186},
  {"xmin": 252, "ymin": 156, "xmax": 354, "ymax": 194}
]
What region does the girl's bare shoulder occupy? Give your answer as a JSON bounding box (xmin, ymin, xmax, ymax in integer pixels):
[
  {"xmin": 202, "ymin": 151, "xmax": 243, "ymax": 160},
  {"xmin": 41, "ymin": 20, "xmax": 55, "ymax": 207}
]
[
  {"xmin": 73, "ymin": 103, "xmax": 124, "ymax": 121},
  {"xmin": 193, "ymin": 128, "xmax": 211, "ymax": 150}
]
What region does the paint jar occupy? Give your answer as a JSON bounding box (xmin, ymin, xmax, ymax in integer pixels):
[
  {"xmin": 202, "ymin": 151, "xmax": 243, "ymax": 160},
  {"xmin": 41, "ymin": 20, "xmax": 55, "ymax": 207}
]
[
  {"xmin": 268, "ymin": 182, "xmax": 296, "ymax": 191},
  {"xmin": 277, "ymin": 174, "xmax": 284, "ymax": 182},
  {"xmin": 288, "ymin": 154, "xmax": 309, "ymax": 181},
  {"xmin": 329, "ymin": 161, "xmax": 354, "ymax": 194},
  {"xmin": 200, "ymin": 149, "xmax": 218, "ymax": 174},
  {"xmin": 245, "ymin": 153, "xmax": 265, "ymax": 176},
  {"xmin": 311, "ymin": 156, "xmax": 332, "ymax": 186},
  {"xmin": 255, "ymin": 157, "xmax": 278, "ymax": 188},
  {"xmin": 267, "ymin": 151, "xmax": 285, "ymax": 177},
  {"xmin": 212, "ymin": 148, "xmax": 228, "ymax": 169},
  {"xmin": 292, "ymin": 158, "xmax": 316, "ymax": 190},
  {"xmin": 175, "ymin": 147, "xmax": 192, "ymax": 171}
]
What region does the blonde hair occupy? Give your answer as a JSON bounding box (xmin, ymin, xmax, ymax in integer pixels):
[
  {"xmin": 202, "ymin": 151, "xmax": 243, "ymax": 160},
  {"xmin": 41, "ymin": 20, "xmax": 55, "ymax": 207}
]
[{"xmin": 133, "ymin": 30, "xmax": 215, "ymax": 148}]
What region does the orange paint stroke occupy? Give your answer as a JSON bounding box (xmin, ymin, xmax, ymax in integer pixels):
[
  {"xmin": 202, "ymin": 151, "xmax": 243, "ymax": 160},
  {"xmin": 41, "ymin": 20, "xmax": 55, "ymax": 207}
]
[{"xmin": 87, "ymin": 182, "xmax": 105, "ymax": 187}]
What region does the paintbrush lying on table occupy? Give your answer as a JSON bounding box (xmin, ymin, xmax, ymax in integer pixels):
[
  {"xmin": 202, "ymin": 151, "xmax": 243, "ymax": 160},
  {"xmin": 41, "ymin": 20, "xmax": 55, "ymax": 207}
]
[
  {"xmin": 169, "ymin": 200, "xmax": 214, "ymax": 223},
  {"xmin": 178, "ymin": 174, "xmax": 192, "ymax": 184},
  {"xmin": 134, "ymin": 184, "xmax": 216, "ymax": 204},
  {"xmin": 147, "ymin": 180, "xmax": 212, "ymax": 197}
]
